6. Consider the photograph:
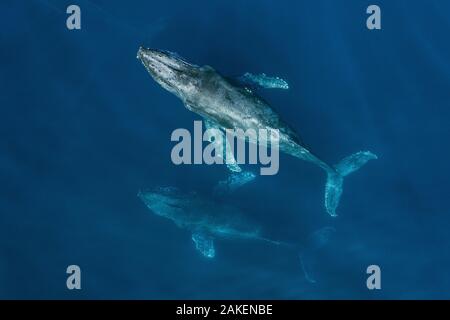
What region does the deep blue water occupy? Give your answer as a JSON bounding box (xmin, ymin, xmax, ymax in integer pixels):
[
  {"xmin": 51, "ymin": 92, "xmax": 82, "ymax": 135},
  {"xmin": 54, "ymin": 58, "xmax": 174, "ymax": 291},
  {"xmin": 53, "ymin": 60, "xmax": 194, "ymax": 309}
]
[{"xmin": 1, "ymin": 0, "xmax": 450, "ymax": 299}]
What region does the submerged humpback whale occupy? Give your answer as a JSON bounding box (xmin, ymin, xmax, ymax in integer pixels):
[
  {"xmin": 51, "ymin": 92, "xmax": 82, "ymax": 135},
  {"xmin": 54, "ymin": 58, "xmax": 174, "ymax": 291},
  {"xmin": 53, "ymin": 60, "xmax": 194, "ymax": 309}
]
[
  {"xmin": 138, "ymin": 187, "xmax": 284, "ymax": 258},
  {"xmin": 139, "ymin": 186, "xmax": 335, "ymax": 282},
  {"xmin": 137, "ymin": 48, "xmax": 377, "ymax": 216}
]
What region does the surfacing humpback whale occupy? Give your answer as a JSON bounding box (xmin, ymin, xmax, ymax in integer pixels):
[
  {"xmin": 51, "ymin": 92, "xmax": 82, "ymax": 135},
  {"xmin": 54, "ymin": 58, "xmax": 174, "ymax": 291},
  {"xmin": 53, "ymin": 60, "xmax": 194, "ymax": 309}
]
[{"xmin": 137, "ymin": 48, "xmax": 377, "ymax": 216}]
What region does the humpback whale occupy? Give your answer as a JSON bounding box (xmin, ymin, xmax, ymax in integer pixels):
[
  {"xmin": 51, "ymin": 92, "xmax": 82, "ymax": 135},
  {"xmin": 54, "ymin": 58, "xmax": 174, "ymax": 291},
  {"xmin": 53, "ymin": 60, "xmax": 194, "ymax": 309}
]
[
  {"xmin": 139, "ymin": 186, "xmax": 335, "ymax": 281},
  {"xmin": 137, "ymin": 48, "xmax": 377, "ymax": 216},
  {"xmin": 138, "ymin": 187, "xmax": 284, "ymax": 258}
]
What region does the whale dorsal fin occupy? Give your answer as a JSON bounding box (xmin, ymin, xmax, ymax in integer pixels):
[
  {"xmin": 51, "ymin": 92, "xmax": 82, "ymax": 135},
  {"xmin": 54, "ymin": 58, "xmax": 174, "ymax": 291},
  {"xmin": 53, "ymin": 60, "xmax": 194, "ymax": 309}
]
[
  {"xmin": 236, "ymin": 72, "xmax": 289, "ymax": 90},
  {"xmin": 192, "ymin": 232, "xmax": 215, "ymax": 258}
]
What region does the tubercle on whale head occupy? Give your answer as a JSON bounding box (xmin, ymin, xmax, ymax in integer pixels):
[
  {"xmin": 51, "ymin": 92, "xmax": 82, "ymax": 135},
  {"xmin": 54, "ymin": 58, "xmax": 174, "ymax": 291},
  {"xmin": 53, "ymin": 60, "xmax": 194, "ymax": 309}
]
[{"xmin": 137, "ymin": 47, "xmax": 201, "ymax": 99}]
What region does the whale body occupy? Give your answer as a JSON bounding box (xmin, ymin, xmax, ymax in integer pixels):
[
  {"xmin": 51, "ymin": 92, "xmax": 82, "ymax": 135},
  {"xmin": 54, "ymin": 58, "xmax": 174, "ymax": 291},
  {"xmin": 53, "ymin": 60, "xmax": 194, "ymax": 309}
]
[
  {"xmin": 137, "ymin": 48, "xmax": 377, "ymax": 216},
  {"xmin": 138, "ymin": 187, "xmax": 282, "ymax": 258}
]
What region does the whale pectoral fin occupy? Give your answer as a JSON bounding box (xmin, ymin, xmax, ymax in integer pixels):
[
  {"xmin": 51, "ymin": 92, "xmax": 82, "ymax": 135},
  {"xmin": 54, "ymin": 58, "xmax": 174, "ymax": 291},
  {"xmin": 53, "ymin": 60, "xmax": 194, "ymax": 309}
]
[
  {"xmin": 237, "ymin": 72, "xmax": 289, "ymax": 90},
  {"xmin": 192, "ymin": 232, "xmax": 215, "ymax": 258},
  {"xmin": 224, "ymin": 143, "xmax": 241, "ymax": 173},
  {"xmin": 204, "ymin": 118, "xmax": 256, "ymax": 194},
  {"xmin": 204, "ymin": 119, "xmax": 242, "ymax": 173},
  {"xmin": 203, "ymin": 118, "xmax": 219, "ymax": 132}
]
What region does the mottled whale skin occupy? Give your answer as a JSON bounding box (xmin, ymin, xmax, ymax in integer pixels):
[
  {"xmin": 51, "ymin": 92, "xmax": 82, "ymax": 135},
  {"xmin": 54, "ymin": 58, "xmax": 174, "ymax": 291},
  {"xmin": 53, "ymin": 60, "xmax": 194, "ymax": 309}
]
[{"xmin": 137, "ymin": 48, "xmax": 377, "ymax": 216}]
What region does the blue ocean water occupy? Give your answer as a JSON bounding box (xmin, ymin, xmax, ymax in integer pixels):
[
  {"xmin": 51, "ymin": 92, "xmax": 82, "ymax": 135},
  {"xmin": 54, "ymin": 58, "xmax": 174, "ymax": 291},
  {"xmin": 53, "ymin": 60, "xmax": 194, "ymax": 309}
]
[{"xmin": 1, "ymin": 0, "xmax": 449, "ymax": 299}]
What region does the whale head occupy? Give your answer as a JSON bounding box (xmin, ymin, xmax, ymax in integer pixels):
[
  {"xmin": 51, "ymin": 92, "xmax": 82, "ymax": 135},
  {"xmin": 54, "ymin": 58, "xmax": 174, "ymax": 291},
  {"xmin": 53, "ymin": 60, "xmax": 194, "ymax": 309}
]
[
  {"xmin": 137, "ymin": 47, "xmax": 202, "ymax": 100},
  {"xmin": 138, "ymin": 187, "xmax": 188, "ymax": 219}
]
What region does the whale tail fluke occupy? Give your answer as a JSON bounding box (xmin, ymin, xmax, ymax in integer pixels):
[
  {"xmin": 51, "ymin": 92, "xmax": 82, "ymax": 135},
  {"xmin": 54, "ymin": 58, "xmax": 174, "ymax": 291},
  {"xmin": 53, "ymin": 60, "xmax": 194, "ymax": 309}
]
[
  {"xmin": 325, "ymin": 151, "xmax": 377, "ymax": 217},
  {"xmin": 299, "ymin": 226, "xmax": 336, "ymax": 283}
]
